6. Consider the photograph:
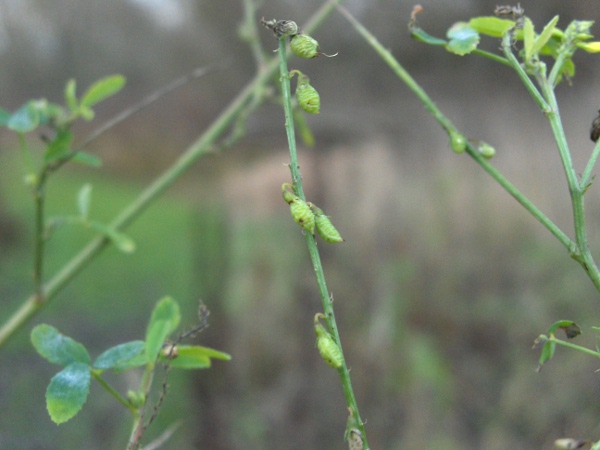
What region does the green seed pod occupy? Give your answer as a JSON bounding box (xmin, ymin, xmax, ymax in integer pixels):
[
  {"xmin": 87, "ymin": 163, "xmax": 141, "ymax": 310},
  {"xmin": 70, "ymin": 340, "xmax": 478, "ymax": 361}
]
[
  {"xmin": 290, "ymin": 198, "xmax": 315, "ymax": 234},
  {"xmin": 449, "ymin": 132, "xmax": 466, "ymax": 154},
  {"xmin": 311, "ymin": 204, "xmax": 344, "ymax": 243},
  {"xmin": 296, "ymin": 78, "xmax": 320, "ymax": 115},
  {"xmin": 290, "ymin": 33, "xmax": 319, "ymax": 59},
  {"xmin": 314, "ymin": 318, "xmax": 343, "ymax": 369},
  {"xmin": 477, "ymin": 141, "xmax": 496, "ymax": 159},
  {"xmin": 281, "ymin": 183, "xmax": 296, "ymax": 204}
]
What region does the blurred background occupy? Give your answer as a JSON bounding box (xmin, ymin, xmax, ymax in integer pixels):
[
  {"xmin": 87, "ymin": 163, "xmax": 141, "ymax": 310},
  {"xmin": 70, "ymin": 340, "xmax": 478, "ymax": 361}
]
[{"xmin": 2, "ymin": 0, "xmax": 600, "ymax": 448}]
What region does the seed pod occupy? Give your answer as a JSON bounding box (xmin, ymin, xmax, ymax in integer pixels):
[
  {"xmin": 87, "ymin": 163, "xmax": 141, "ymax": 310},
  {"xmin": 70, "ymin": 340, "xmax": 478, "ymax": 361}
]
[
  {"xmin": 449, "ymin": 132, "xmax": 466, "ymax": 154},
  {"xmin": 311, "ymin": 204, "xmax": 344, "ymax": 243},
  {"xmin": 281, "ymin": 183, "xmax": 296, "ymax": 204},
  {"xmin": 591, "ymin": 110, "xmax": 600, "ymax": 142},
  {"xmin": 290, "ymin": 198, "xmax": 315, "ymax": 234},
  {"xmin": 477, "ymin": 141, "xmax": 496, "ymax": 159},
  {"xmin": 347, "ymin": 429, "xmax": 364, "ymax": 450},
  {"xmin": 290, "ymin": 34, "xmax": 319, "ymax": 59},
  {"xmin": 296, "ymin": 76, "xmax": 320, "ymax": 115},
  {"xmin": 314, "ymin": 319, "xmax": 343, "ymax": 369}
]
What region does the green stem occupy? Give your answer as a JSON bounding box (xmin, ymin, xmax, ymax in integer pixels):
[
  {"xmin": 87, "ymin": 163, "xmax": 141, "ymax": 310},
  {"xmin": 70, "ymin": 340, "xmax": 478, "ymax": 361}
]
[
  {"xmin": 276, "ymin": 36, "xmax": 369, "ymax": 449},
  {"xmin": 550, "ymin": 336, "xmax": 600, "ymax": 359},
  {"xmin": 91, "ymin": 370, "xmax": 136, "ymax": 412},
  {"xmin": 581, "ymin": 140, "xmax": 600, "ymax": 190},
  {"xmin": 0, "ymin": 0, "xmax": 346, "ymax": 349}
]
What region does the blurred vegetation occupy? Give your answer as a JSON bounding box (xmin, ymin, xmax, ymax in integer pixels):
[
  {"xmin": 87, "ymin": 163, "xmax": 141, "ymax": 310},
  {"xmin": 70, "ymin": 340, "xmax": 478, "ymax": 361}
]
[{"xmin": 3, "ymin": 0, "xmax": 600, "ymax": 449}]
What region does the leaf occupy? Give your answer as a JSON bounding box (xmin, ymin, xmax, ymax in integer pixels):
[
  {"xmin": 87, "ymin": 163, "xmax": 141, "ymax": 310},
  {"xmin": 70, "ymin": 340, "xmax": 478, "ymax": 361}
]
[
  {"xmin": 64, "ymin": 79, "xmax": 78, "ymax": 112},
  {"xmin": 71, "ymin": 151, "xmax": 103, "ymax": 168},
  {"xmin": 409, "ymin": 26, "xmax": 448, "ymax": 47},
  {"xmin": 44, "ymin": 129, "xmax": 74, "ymax": 164},
  {"xmin": 531, "ymin": 15, "xmax": 559, "ymax": 58},
  {"xmin": 468, "ymin": 16, "xmax": 515, "ymax": 38},
  {"xmin": 159, "ymin": 345, "xmax": 231, "ymax": 369},
  {"xmin": 538, "ymin": 340, "xmax": 556, "ymax": 368},
  {"xmin": 146, "ymin": 297, "xmax": 181, "ymax": 362},
  {"xmin": 80, "ymin": 75, "xmax": 126, "ymax": 108},
  {"xmin": 7, "ymin": 101, "xmax": 40, "ymax": 132},
  {"xmin": 523, "ymin": 17, "xmax": 535, "ymax": 61},
  {"xmin": 77, "ymin": 184, "xmax": 92, "ymax": 220},
  {"xmin": 446, "ymin": 22, "xmax": 480, "ymax": 56},
  {"xmin": 31, "ymin": 324, "xmax": 91, "ymax": 366},
  {"xmin": 113, "ymin": 352, "xmax": 149, "ymax": 372},
  {"xmin": 578, "ymin": 41, "xmax": 600, "ymax": 53},
  {"xmin": 93, "ymin": 340, "xmax": 145, "ymax": 370},
  {"xmin": 88, "ymin": 221, "xmax": 136, "ymax": 253},
  {"xmin": 46, "ymin": 362, "xmax": 90, "ymax": 424},
  {"xmin": 548, "ymin": 320, "xmax": 579, "ymax": 336}
]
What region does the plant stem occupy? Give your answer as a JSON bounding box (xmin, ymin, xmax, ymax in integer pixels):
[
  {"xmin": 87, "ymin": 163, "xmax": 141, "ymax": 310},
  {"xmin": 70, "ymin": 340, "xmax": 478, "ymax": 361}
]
[
  {"xmin": 276, "ymin": 37, "xmax": 369, "ymax": 449},
  {"xmin": 0, "ymin": 0, "xmax": 346, "ymax": 349},
  {"xmin": 550, "ymin": 336, "xmax": 600, "ymax": 359},
  {"xmin": 91, "ymin": 370, "xmax": 135, "ymax": 412},
  {"xmin": 581, "ymin": 140, "xmax": 600, "ymax": 190}
]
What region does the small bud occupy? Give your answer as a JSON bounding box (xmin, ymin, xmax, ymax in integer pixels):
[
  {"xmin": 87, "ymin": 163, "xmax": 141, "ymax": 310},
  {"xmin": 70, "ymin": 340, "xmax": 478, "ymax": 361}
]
[
  {"xmin": 477, "ymin": 141, "xmax": 496, "ymax": 159},
  {"xmin": 290, "ymin": 34, "xmax": 320, "ymax": 59},
  {"xmin": 127, "ymin": 390, "xmax": 146, "ymax": 409},
  {"xmin": 296, "ymin": 75, "xmax": 320, "ymax": 115},
  {"xmin": 281, "ymin": 183, "xmax": 296, "ymax": 204},
  {"xmin": 311, "ymin": 204, "xmax": 344, "ymax": 243},
  {"xmin": 591, "ymin": 110, "xmax": 600, "ymax": 142},
  {"xmin": 449, "ymin": 132, "xmax": 466, "ymax": 154},
  {"xmin": 314, "ymin": 314, "xmax": 343, "ymax": 369}
]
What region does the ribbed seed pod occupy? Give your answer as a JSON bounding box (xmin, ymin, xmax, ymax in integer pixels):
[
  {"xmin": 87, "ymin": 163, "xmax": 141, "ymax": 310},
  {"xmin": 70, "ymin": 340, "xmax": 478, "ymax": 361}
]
[
  {"xmin": 314, "ymin": 319, "xmax": 343, "ymax": 369},
  {"xmin": 311, "ymin": 204, "xmax": 344, "ymax": 243},
  {"xmin": 296, "ymin": 76, "xmax": 320, "ymax": 115},
  {"xmin": 449, "ymin": 132, "xmax": 466, "ymax": 154},
  {"xmin": 281, "ymin": 183, "xmax": 296, "ymax": 204},
  {"xmin": 290, "ymin": 198, "xmax": 315, "ymax": 234},
  {"xmin": 290, "ymin": 34, "xmax": 319, "ymax": 59},
  {"xmin": 477, "ymin": 141, "xmax": 496, "ymax": 159}
]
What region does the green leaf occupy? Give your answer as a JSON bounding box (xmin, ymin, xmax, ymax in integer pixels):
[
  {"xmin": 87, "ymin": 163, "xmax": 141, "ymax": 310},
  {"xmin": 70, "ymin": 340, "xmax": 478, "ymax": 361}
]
[
  {"xmin": 79, "ymin": 106, "xmax": 95, "ymax": 121},
  {"xmin": 80, "ymin": 75, "xmax": 126, "ymax": 108},
  {"xmin": 31, "ymin": 324, "xmax": 91, "ymax": 366},
  {"xmin": 539, "ymin": 340, "xmax": 556, "ymax": 366},
  {"xmin": 146, "ymin": 297, "xmax": 181, "ymax": 362},
  {"xmin": 409, "ymin": 26, "xmax": 448, "ymax": 47},
  {"xmin": 113, "ymin": 352, "xmax": 149, "ymax": 372},
  {"xmin": 548, "ymin": 320, "xmax": 578, "ymax": 335},
  {"xmin": 71, "ymin": 151, "xmax": 103, "ymax": 168},
  {"xmin": 446, "ymin": 22, "xmax": 480, "ymax": 56},
  {"xmin": 88, "ymin": 220, "xmax": 136, "ymax": 253},
  {"xmin": 523, "ymin": 17, "xmax": 535, "ymax": 61},
  {"xmin": 7, "ymin": 101, "xmax": 40, "ymax": 132},
  {"xmin": 64, "ymin": 79, "xmax": 78, "ymax": 112},
  {"xmin": 77, "ymin": 184, "xmax": 92, "ymax": 220},
  {"xmin": 159, "ymin": 345, "xmax": 231, "ymax": 369},
  {"xmin": 468, "ymin": 16, "xmax": 515, "ymax": 38},
  {"xmin": 46, "ymin": 362, "xmax": 90, "ymax": 424},
  {"xmin": 45, "ymin": 129, "xmax": 74, "ymax": 164},
  {"xmin": 531, "ymin": 15, "xmax": 559, "ymax": 58},
  {"xmin": 93, "ymin": 340, "xmax": 145, "ymax": 370}
]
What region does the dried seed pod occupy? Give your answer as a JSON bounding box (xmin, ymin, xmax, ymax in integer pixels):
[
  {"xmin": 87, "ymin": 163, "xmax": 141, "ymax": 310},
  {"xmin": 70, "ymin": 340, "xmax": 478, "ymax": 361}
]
[
  {"xmin": 296, "ymin": 75, "xmax": 320, "ymax": 115},
  {"xmin": 449, "ymin": 132, "xmax": 466, "ymax": 154},
  {"xmin": 311, "ymin": 204, "xmax": 344, "ymax": 243},
  {"xmin": 591, "ymin": 110, "xmax": 600, "ymax": 142},
  {"xmin": 314, "ymin": 314, "xmax": 343, "ymax": 369},
  {"xmin": 290, "ymin": 34, "xmax": 320, "ymax": 59},
  {"xmin": 261, "ymin": 18, "xmax": 298, "ymax": 38},
  {"xmin": 477, "ymin": 141, "xmax": 496, "ymax": 159}
]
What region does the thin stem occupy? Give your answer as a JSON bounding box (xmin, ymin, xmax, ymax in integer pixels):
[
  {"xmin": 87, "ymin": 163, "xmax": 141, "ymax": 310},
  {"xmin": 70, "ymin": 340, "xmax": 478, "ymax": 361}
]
[
  {"xmin": 91, "ymin": 370, "xmax": 135, "ymax": 412},
  {"xmin": 32, "ymin": 177, "xmax": 46, "ymax": 303},
  {"xmin": 550, "ymin": 336, "xmax": 600, "ymax": 359},
  {"xmin": 580, "ymin": 139, "xmax": 600, "ymax": 190},
  {"xmin": 276, "ymin": 36, "xmax": 369, "ymax": 449}
]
